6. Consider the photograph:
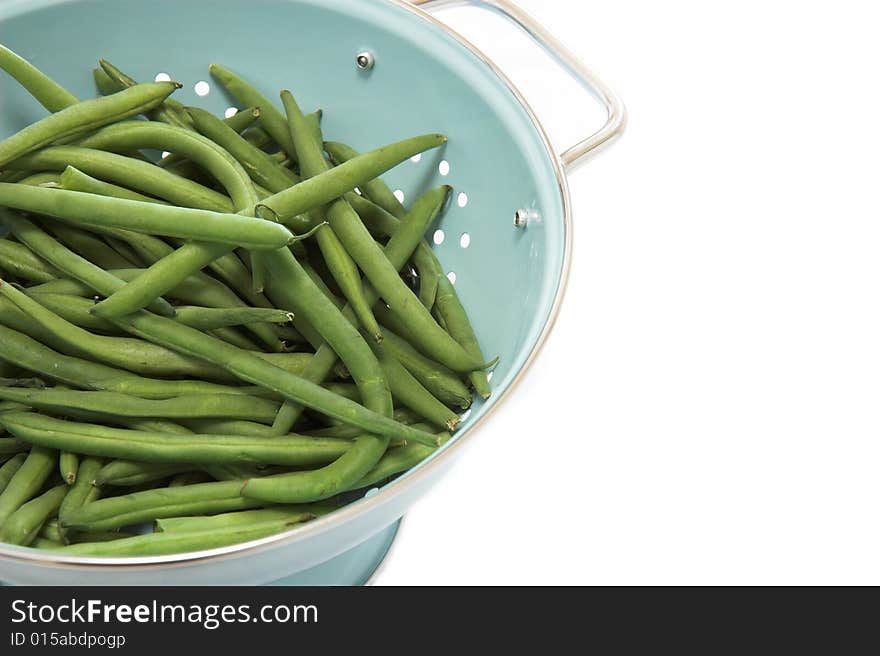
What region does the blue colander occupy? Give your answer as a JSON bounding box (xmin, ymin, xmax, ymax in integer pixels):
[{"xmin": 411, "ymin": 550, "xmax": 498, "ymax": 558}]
[{"xmin": 0, "ymin": 0, "xmax": 625, "ymax": 585}]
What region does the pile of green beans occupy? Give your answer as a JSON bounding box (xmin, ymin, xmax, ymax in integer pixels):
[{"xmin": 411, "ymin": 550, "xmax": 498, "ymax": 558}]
[{"xmin": 0, "ymin": 49, "xmax": 492, "ymax": 558}]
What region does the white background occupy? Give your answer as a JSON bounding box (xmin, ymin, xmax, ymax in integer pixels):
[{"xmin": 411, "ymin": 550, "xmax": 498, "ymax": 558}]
[{"xmin": 377, "ymin": 0, "xmax": 880, "ymax": 585}]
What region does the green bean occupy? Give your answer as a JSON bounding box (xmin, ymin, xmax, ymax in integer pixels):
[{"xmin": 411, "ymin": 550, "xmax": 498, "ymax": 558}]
[
  {"xmin": 95, "ymin": 306, "xmax": 439, "ymax": 445},
  {"xmin": 60, "ymin": 452, "xmax": 78, "ymax": 485},
  {"xmin": 99, "ymin": 59, "xmax": 193, "ymax": 129},
  {"xmin": 379, "ymin": 327, "xmax": 472, "ymax": 409},
  {"xmin": 0, "ymin": 324, "xmax": 273, "ymax": 400},
  {"xmin": 0, "ymin": 447, "xmax": 56, "ymax": 525},
  {"xmin": 0, "ymin": 44, "xmax": 79, "ymax": 112},
  {"xmin": 271, "ymin": 186, "xmax": 452, "ymax": 434},
  {"xmin": 92, "ymin": 66, "xmax": 120, "ymax": 96},
  {"xmin": 103, "ymin": 235, "xmax": 144, "ymax": 268},
  {"xmin": 73, "ymin": 120, "xmax": 287, "ymax": 317},
  {"xmin": 1, "ymin": 211, "xmax": 175, "ymax": 316},
  {"xmin": 158, "ymin": 106, "xmax": 262, "ymax": 170},
  {"xmin": 174, "ymin": 306, "xmax": 293, "ymax": 330},
  {"xmin": 372, "ymin": 347, "xmax": 460, "ymax": 431},
  {"xmin": 0, "ymin": 280, "xmax": 238, "ymax": 382},
  {"xmin": 209, "ymin": 63, "xmax": 299, "ymax": 159},
  {"xmin": 40, "ymin": 519, "xmax": 121, "ymax": 545},
  {"xmin": 435, "ymin": 276, "xmax": 492, "ymax": 399},
  {"xmin": 1, "ymin": 413, "xmax": 355, "ymax": 468},
  {"xmin": 0, "ymin": 238, "xmax": 60, "ymax": 282},
  {"xmin": 0, "ymin": 454, "xmax": 27, "ymax": 493},
  {"xmin": 325, "ymin": 141, "xmax": 407, "ymax": 218},
  {"xmin": 255, "ymin": 133, "xmax": 446, "ymax": 223},
  {"xmin": 0, "ymin": 82, "xmax": 180, "ymax": 167},
  {"xmin": 58, "ymin": 456, "xmax": 103, "ymax": 530},
  {"xmin": 346, "ymin": 192, "xmax": 444, "ymax": 308},
  {"xmin": 59, "ymin": 518, "xmax": 306, "ymax": 556},
  {"xmin": 95, "ymin": 461, "xmax": 195, "ymax": 487},
  {"xmin": 156, "ymin": 506, "xmax": 327, "ymax": 533},
  {"xmin": 0, "ymin": 484, "xmax": 67, "ymax": 546},
  {"xmin": 280, "ymin": 94, "xmax": 479, "ymax": 371},
  {"xmin": 0, "ymin": 389, "xmax": 282, "ymax": 424},
  {"xmin": 22, "ymin": 293, "xmax": 117, "ymax": 334},
  {"xmin": 169, "ymin": 471, "xmax": 213, "ymax": 487},
  {"xmin": 0, "ymin": 438, "xmax": 28, "ymax": 455},
  {"xmin": 60, "ymin": 480, "xmax": 262, "ymax": 531},
  {"xmin": 8, "ymin": 146, "xmax": 233, "ymax": 212},
  {"xmin": 280, "ymin": 91, "xmax": 381, "ymax": 341},
  {"xmin": 209, "ymin": 327, "xmax": 260, "ymax": 351},
  {"xmin": 187, "ymin": 106, "xmax": 299, "ymax": 192},
  {"xmin": 45, "ymin": 222, "xmax": 136, "ymax": 269},
  {"xmin": 0, "ymin": 184, "xmax": 291, "ymax": 250},
  {"xmin": 346, "ymin": 433, "xmax": 447, "ymax": 491},
  {"xmin": 13, "ymin": 172, "xmax": 60, "ymax": 186}
]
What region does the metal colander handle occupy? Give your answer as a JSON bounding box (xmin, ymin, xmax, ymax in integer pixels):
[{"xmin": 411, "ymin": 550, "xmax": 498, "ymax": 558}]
[{"xmin": 409, "ymin": 0, "xmax": 627, "ymax": 169}]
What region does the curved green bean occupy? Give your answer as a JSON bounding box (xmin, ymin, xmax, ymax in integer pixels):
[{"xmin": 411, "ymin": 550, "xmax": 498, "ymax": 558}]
[
  {"xmin": 435, "ymin": 275, "xmax": 492, "ymax": 399},
  {"xmin": 58, "ymin": 456, "xmax": 103, "ymax": 530},
  {"xmin": 98, "ymin": 59, "xmax": 193, "ymax": 129}
]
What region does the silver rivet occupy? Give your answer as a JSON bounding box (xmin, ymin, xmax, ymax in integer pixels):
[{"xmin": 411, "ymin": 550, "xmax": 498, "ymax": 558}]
[
  {"xmin": 514, "ymin": 209, "xmax": 534, "ymax": 228},
  {"xmin": 356, "ymin": 52, "xmax": 375, "ymax": 71}
]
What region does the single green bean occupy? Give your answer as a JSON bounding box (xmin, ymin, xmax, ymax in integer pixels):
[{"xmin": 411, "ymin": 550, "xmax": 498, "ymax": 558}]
[
  {"xmin": 0, "ymin": 44, "xmax": 79, "ymax": 111},
  {"xmin": 0, "ymin": 82, "xmax": 180, "ymax": 167},
  {"xmin": 0, "ymin": 389, "xmax": 282, "ymax": 424},
  {"xmin": 156, "ymin": 506, "xmax": 326, "ymax": 533},
  {"xmin": 0, "ymin": 484, "xmax": 68, "ymax": 546},
  {"xmin": 60, "ymin": 452, "xmax": 78, "ymax": 485},
  {"xmin": 0, "ymin": 447, "xmax": 56, "ymax": 526},
  {"xmin": 0, "ymin": 184, "xmax": 291, "ymax": 250},
  {"xmin": 99, "ymin": 59, "xmax": 193, "ymax": 128},
  {"xmin": 95, "ymin": 461, "xmax": 195, "ymax": 487},
  {"xmin": 158, "ymin": 106, "xmax": 262, "ymax": 169},
  {"xmin": 174, "ymin": 306, "xmax": 293, "ymax": 330},
  {"xmin": 58, "ymin": 518, "xmax": 305, "ymax": 556},
  {"xmin": 1, "ymin": 413, "xmax": 354, "ymax": 468},
  {"xmin": 12, "ymin": 172, "xmax": 60, "ymax": 186},
  {"xmin": 0, "ymin": 238, "xmax": 60, "ymax": 282}
]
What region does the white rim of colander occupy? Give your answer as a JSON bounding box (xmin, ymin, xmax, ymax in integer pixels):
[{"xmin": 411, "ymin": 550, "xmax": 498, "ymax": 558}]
[{"xmin": 0, "ymin": 0, "xmax": 575, "ymax": 570}]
